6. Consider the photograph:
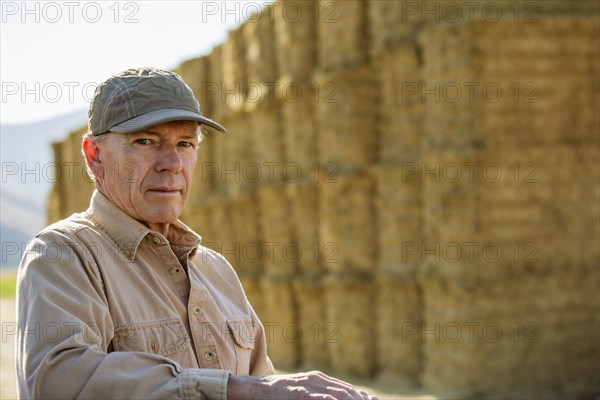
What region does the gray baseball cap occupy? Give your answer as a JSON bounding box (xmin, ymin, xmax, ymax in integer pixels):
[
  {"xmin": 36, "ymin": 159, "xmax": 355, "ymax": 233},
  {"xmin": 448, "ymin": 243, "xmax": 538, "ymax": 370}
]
[{"xmin": 88, "ymin": 67, "xmax": 226, "ymax": 136}]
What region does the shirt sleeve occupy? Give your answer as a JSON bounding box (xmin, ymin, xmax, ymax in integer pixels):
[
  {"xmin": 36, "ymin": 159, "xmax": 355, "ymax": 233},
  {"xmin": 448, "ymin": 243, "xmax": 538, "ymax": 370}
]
[
  {"xmin": 16, "ymin": 229, "xmax": 230, "ymax": 400},
  {"xmin": 248, "ymin": 305, "xmax": 276, "ymax": 377}
]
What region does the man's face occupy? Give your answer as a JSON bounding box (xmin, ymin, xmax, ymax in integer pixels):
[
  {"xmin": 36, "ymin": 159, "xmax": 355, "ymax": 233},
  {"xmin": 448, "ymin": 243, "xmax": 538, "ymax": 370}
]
[{"xmin": 89, "ymin": 121, "xmax": 199, "ymax": 232}]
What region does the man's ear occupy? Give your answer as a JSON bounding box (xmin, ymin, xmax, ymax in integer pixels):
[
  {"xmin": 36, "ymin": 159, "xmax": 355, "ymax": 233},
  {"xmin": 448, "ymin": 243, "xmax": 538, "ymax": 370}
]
[{"xmin": 82, "ymin": 134, "xmax": 104, "ymax": 179}]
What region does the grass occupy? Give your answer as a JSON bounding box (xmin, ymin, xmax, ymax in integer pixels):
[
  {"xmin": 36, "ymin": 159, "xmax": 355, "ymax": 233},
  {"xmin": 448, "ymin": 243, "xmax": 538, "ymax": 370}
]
[{"xmin": 0, "ymin": 272, "xmax": 17, "ymax": 298}]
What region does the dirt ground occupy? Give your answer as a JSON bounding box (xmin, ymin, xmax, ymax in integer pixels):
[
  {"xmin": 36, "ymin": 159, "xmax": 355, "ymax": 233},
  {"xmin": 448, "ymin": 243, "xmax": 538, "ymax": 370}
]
[{"xmin": 0, "ymin": 295, "xmax": 433, "ymax": 400}]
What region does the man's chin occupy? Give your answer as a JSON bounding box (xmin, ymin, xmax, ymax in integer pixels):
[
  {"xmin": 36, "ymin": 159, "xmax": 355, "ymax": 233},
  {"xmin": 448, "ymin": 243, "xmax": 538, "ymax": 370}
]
[{"xmin": 143, "ymin": 208, "xmax": 183, "ymax": 225}]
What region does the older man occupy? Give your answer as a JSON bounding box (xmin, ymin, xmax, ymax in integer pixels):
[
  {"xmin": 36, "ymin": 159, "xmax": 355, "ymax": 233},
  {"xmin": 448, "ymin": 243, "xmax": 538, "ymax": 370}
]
[{"xmin": 16, "ymin": 67, "xmax": 376, "ymax": 400}]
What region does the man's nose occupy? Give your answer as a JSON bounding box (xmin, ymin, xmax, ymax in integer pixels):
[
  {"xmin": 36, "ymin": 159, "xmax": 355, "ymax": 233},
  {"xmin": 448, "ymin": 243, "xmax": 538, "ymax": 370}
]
[{"xmin": 155, "ymin": 144, "xmax": 183, "ymax": 172}]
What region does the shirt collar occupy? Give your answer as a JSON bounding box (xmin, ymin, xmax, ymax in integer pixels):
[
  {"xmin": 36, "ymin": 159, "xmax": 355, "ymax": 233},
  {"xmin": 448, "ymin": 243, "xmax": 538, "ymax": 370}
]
[{"xmin": 84, "ymin": 190, "xmax": 201, "ymax": 261}]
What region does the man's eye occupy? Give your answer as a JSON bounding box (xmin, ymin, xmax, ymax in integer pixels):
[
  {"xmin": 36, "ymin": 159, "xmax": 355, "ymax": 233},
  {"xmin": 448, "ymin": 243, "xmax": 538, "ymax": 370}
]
[
  {"xmin": 178, "ymin": 141, "xmax": 194, "ymax": 148},
  {"xmin": 134, "ymin": 139, "xmax": 149, "ymax": 145}
]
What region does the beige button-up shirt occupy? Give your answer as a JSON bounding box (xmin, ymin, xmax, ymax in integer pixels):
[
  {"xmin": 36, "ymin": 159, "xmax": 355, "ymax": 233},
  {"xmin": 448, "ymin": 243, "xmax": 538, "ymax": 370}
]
[{"xmin": 16, "ymin": 190, "xmax": 274, "ymax": 399}]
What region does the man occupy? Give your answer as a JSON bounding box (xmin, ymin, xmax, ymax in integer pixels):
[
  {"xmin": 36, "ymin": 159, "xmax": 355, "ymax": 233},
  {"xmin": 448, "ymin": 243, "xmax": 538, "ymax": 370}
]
[{"xmin": 16, "ymin": 67, "xmax": 376, "ymax": 400}]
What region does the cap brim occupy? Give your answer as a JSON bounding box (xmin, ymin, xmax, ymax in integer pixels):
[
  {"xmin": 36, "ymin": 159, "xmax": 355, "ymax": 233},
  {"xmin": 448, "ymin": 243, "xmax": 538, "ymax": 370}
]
[{"xmin": 108, "ymin": 108, "xmax": 226, "ymax": 134}]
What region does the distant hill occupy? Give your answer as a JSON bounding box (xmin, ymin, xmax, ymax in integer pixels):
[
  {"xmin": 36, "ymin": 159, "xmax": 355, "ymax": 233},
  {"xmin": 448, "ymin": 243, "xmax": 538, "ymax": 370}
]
[{"xmin": 0, "ymin": 109, "xmax": 87, "ymax": 268}]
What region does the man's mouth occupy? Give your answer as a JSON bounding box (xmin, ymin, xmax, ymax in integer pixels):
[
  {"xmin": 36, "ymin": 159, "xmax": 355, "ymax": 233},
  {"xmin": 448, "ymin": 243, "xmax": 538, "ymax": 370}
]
[{"xmin": 147, "ymin": 187, "xmax": 181, "ymax": 195}]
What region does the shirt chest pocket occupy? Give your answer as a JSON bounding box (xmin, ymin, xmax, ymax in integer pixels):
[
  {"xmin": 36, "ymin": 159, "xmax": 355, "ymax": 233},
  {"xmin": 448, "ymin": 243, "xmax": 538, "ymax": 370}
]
[
  {"xmin": 227, "ymin": 318, "xmax": 256, "ymax": 375},
  {"xmin": 112, "ymin": 318, "xmax": 190, "ymax": 358}
]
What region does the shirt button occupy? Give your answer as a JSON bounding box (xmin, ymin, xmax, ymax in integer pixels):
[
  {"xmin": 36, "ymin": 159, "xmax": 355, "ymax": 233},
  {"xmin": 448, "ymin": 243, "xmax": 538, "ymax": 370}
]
[
  {"xmin": 169, "ymin": 267, "xmax": 180, "ymax": 275},
  {"xmin": 192, "ymin": 306, "xmax": 200, "ymax": 315},
  {"xmin": 152, "ymin": 237, "xmax": 161, "ymax": 245},
  {"xmin": 204, "ymin": 351, "xmax": 213, "ymax": 361},
  {"xmin": 150, "ymin": 340, "xmax": 159, "ymax": 353}
]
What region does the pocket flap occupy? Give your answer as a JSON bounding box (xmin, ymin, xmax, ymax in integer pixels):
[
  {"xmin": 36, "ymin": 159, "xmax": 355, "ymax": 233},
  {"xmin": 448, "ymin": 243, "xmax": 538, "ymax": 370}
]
[
  {"xmin": 113, "ymin": 318, "xmax": 189, "ymax": 357},
  {"xmin": 226, "ymin": 318, "xmax": 256, "ymax": 349}
]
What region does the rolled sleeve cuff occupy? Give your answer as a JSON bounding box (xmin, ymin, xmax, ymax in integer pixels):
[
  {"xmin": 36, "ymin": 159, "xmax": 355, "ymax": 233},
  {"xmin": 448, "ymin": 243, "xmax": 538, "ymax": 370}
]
[{"xmin": 180, "ymin": 369, "xmax": 231, "ymax": 400}]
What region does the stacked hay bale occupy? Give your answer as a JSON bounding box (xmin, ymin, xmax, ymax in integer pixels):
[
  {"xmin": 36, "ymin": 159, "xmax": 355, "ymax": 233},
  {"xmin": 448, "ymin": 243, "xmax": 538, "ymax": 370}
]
[
  {"xmin": 418, "ymin": 16, "xmax": 600, "ymax": 398},
  {"xmin": 316, "ymin": 0, "xmax": 368, "ymax": 72},
  {"xmin": 221, "ymin": 27, "xmax": 247, "ymax": 116},
  {"xmin": 274, "ymin": 0, "xmax": 317, "ymax": 82},
  {"xmin": 313, "ymin": 0, "xmax": 379, "ymax": 378},
  {"xmin": 236, "ymin": 5, "xmax": 301, "ymax": 369},
  {"xmin": 272, "ymin": 0, "xmax": 327, "ymax": 370},
  {"xmin": 318, "ymin": 172, "xmax": 377, "ymax": 377},
  {"xmin": 285, "ymin": 179, "xmax": 325, "ymax": 370},
  {"xmin": 46, "ymin": 142, "xmax": 65, "ymax": 223},
  {"xmin": 367, "ymin": 0, "xmax": 423, "ymax": 58},
  {"xmin": 371, "ymin": 164, "xmax": 424, "ymax": 386},
  {"xmin": 51, "ymin": 127, "xmax": 94, "ymax": 219},
  {"xmin": 368, "ymin": 0, "xmax": 427, "ymax": 384}
]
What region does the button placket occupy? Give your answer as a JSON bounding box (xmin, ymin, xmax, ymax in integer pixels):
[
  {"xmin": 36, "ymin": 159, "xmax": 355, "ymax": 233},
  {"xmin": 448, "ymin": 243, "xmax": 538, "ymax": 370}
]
[
  {"xmin": 197, "ymin": 344, "xmax": 221, "ymax": 368},
  {"xmin": 188, "ymin": 287, "xmax": 221, "ymax": 367},
  {"xmin": 153, "ymin": 242, "xmax": 188, "ymax": 294}
]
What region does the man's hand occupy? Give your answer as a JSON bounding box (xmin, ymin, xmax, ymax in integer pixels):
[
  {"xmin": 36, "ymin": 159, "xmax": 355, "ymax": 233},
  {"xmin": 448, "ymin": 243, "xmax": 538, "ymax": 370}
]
[{"xmin": 227, "ymin": 370, "xmax": 379, "ymax": 400}]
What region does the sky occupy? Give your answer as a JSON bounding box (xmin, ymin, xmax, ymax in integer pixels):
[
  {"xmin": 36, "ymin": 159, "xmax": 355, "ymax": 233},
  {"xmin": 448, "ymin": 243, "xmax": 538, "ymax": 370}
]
[{"xmin": 1, "ymin": 0, "xmax": 274, "ymax": 125}]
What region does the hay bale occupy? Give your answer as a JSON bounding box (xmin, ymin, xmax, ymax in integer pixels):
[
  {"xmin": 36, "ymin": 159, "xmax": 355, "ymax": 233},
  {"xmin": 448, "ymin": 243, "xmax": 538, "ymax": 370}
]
[
  {"xmin": 180, "ymin": 204, "xmax": 213, "ymax": 243},
  {"xmin": 274, "ymin": 0, "xmax": 317, "ymax": 81},
  {"xmin": 250, "ymin": 104, "xmax": 284, "ymax": 175},
  {"xmin": 185, "ymin": 192, "xmax": 262, "ymax": 276},
  {"xmin": 259, "ymin": 276, "xmax": 299, "ymax": 369},
  {"xmin": 201, "ymin": 195, "xmax": 236, "ymax": 255},
  {"xmin": 292, "ymin": 276, "xmax": 330, "ymax": 370},
  {"xmin": 374, "ymin": 45, "xmax": 423, "ymax": 164},
  {"xmin": 205, "ymin": 115, "xmax": 230, "ymax": 196},
  {"xmin": 286, "ymin": 182, "xmax": 321, "ymax": 274},
  {"xmin": 473, "ymin": 0, "xmax": 599, "ymax": 18},
  {"xmin": 419, "ymin": 16, "xmax": 600, "ymax": 150},
  {"xmin": 474, "ymin": 17, "xmax": 599, "ymax": 148},
  {"xmin": 243, "ymin": 6, "xmax": 278, "ymax": 85},
  {"xmin": 208, "ymin": 113, "xmax": 258, "ymax": 197},
  {"xmin": 323, "ymin": 272, "xmax": 376, "ymax": 377},
  {"xmin": 174, "ymin": 56, "xmax": 213, "ymax": 116},
  {"xmin": 257, "ymin": 184, "xmax": 295, "ymax": 277},
  {"xmin": 371, "ymin": 164, "xmax": 423, "ymax": 275},
  {"xmin": 476, "ymin": 145, "xmax": 599, "ymax": 272},
  {"xmin": 419, "ymin": 145, "xmax": 599, "ymax": 282},
  {"xmin": 319, "ymin": 173, "xmax": 375, "ymax": 274},
  {"xmin": 280, "ymin": 79, "xmax": 318, "ymax": 178},
  {"xmin": 375, "ymin": 272, "xmax": 423, "ymax": 386},
  {"xmin": 46, "ymin": 187, "xmax": 61, "ymax": 225},
  {"xmin": 207, "ymin": 44, "xmax": 227, "ymax": 120},
  {"xmin": 367, "ymin": 0, "xmax": 421, "ymax": 58},
  {"xmin": 47, "ymin": 141, "xmax": 65, "ymax": 222},
  {"xmin": 222, "ymin": 26, "xmax": 247, "ymax": 115},
  {"xmin": 315, "ymin": 67, "xmax": 378, "ymax": 174},
  {"xmin": 60, "ymin": 128, "xmax": 93, "ymax": 215},
  {"xmin": 317, "ymin": 0, "xmax": 368, "ymax": 72},
  {"xmin": 420, "ymin": 268, "xmax": 600, "ymax": 399},
  {"xmin": 228, "ymin": 191, "xmax": 262, "ymax": 276},
  {"xmin": 188, "ymin": 132, "xmax": 217, "ymax": 206}
]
